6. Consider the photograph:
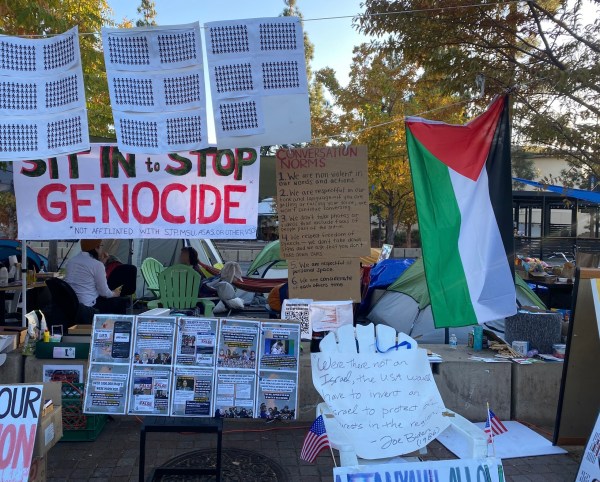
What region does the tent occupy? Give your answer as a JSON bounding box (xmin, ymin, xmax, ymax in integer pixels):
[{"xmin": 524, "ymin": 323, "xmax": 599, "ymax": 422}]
[
  {"xmin": 367, "ymin": 258, "xmax": 546, "ymax": 344},
  {"xmin": 246, "ymin": 240, "xmax": 386, "ymax": 278},
  {"xmin": 514, "ymin": 177, "xmax": 600, "ymax": 204},
  {"xmin": 60, "ymin": 238, "xmax": 224, "ymax": 299}
]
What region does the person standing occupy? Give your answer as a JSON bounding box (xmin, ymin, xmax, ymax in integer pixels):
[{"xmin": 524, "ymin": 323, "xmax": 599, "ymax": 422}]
[{"xmin": 65, "ymin": 239, "xmax": 127, "ymax": 314}]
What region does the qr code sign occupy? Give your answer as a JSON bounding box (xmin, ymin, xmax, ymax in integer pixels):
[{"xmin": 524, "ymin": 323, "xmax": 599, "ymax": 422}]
[{"xmin": 282, "ymin": 301, "xmax": 311, "ymax": 340}]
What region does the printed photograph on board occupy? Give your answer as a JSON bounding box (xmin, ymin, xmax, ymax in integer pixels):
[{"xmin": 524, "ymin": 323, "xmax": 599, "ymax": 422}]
[
  {"xmin": 90, "ymin": 315, "xmax": 135, "ymax": 363},
  {"xmin": 259, "ymin": 322, "xmax": 301, "ymax": 371},
  {"xmin": 170, "ymin": 367, "xmax": 215, "ymax": 417},
  {"xmin": 84, "ymin": 363, "xmax": 130, "ymax": 415},
  {"xmin": 214, "ymin": 370, "xmax": 256, "ymax": 418},
  {"xmin": 216, "ymin": 319, "xmax": 260, "ymax": 370},
  {"xmin": 175, "ymin": 317, "xmax": 218, "ymax": 367},
  {"xmin": 128, "ymin": 365, "xmax": 172, "ymax": 416},
  {"xmin": 132, "ymin": 317, "xmax": 176, "ymax": 366},
  {"xmin": 256, "ymin": 371, "xmax": 298, "ymax": 421}
]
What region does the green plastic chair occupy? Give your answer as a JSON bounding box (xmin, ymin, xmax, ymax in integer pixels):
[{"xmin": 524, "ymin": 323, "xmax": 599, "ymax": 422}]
[
  {"xmin": 141, "ymin": 257, "xmax": 164, "ymax": 297},
  {"xmin": 147, "ymin": 264, "xmax": 215, "ymax": 317}
]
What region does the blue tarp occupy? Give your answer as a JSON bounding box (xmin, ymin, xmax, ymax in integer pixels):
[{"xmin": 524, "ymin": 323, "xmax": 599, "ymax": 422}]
[
  {"xmin": 514, "ymin": 177, "xmax": 600, "ymax": 204},
  {"xmin": 359, "ymin": 258, "xmax": 415, "ymax": 313}
]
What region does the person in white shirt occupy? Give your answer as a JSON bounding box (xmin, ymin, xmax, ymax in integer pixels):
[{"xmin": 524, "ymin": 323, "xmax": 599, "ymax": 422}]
[{"xmin": 65, "ymin": 239, "xmax": 127, "ymax": 314}]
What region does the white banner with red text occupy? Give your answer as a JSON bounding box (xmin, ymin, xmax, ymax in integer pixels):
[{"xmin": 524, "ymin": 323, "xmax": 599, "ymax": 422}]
[{"xmin": 14, "ymin": 145, "xmax": 260, "ymax": 240}]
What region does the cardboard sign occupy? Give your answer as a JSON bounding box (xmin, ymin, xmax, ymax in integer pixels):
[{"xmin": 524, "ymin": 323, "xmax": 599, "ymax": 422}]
[
  {"xmin": 0, "ymin": 384, "xmax": 43, "ymax": 482},
  {"xmin": 312, "ymin": 348, "xmax": 449, "ymax": 459},
  {"xmin": 14, "ymin": 145, "xmax": 260, "ymax": 240},
  {"xmin": 289, "ymin": 258, "xmax": 360, "ymax": 301},
  {"xmin": 334, "ymin": 458, "xmax": 504, "ymax": 482},
  {"xmin": 276, "ymin": 146, "xmax": 370, "ymax": 259},
  {"xmin": 576, "ymin": 411, "xmax": 600, "ymax": 481}
]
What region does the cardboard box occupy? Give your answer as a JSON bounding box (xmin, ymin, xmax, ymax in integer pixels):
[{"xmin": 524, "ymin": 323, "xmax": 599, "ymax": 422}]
[
  {"xmin": 67, "ymin": 325, "xmax": 92, "ymax": 335},
  {"xmin": 33, "ymin": 382, "xmax": 63, "ymax": 458},
  {"xmin": 28, "ymin": 454, "xmax": 47, "ymax": 482},
  {"xmin": 0, "ymin": 325, "xmax": 27, "ymax": 346},
  {"xmin": 0, "ymin": 333, "xmax": 18, "ymax": 353}
]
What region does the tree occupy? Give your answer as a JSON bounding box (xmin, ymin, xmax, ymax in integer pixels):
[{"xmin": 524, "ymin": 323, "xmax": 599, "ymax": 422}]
[
  {"xmin": 0, "ymin": 0, "xmax": 114, "ymax": 137},
  {"xmin": 278, "ymin": 1, "xmax": 336, "ymax": 147},
  {"xmin": 317, "ymin": 45, "xmax": 465, "ymax": 244},
  {"xmin": 136, "ymin": 0, "xmax": 157, "ymax": 27},
  {"xmin": 512, "ymin": 148, "xmax": 541, "ymax": 189},
  {"xmin": 0, "ymin": 192, "xmax": 17, "ymax": 239},
  {"xmin": 357, "ymin": 0, "xmax": 600, "ymax": 183}
]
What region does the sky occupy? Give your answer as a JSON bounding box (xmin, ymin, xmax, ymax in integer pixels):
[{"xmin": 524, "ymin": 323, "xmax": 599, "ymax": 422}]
[{"xmin": 108, "ymin": 0, "xmax": 371, "ymax": 85}]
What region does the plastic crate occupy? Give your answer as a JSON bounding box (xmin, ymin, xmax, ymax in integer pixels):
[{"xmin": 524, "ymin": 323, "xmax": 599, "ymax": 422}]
[{"xmin": 60, "ymin": 382, "xmax": 107, "ymax": 442}]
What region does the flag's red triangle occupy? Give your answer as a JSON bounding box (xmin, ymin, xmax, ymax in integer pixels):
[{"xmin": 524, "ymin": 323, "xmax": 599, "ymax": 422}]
[{"xmin": 406, "ymin": 96, "xmax": 505, "ymax": 181}]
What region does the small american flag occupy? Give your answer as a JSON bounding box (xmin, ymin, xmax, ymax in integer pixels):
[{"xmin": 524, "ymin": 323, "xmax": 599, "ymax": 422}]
[
  {"xmin": 484, "ymin": 408, "xmax": 508, "ymax": 441},
  {"xmin": 300, "ymin": 415, "xmax": 330, "ymax": 463}
]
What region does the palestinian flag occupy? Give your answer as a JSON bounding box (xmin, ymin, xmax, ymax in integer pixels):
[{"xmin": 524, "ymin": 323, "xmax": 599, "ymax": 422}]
[{"xmin": 406, "ymin": 96, "xmax": 516, "ymax": 328}]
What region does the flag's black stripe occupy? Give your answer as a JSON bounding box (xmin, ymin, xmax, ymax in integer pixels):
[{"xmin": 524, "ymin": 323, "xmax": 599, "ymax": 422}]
[{"xmin": 485, "ymin": 95, "xmax": 515, "ymax": 278}]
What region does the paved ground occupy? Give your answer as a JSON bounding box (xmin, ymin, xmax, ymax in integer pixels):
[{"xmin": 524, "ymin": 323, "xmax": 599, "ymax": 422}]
[{"xmin": 47, "ymin": 416, "xmax": 582, "ymax": 482}]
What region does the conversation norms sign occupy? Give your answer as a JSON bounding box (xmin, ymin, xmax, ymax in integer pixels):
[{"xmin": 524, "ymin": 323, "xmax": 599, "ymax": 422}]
[
  {"xmin": 334, "ymin": 458, "xmax": 505, "ymax": 482},
  {"xmin": 14, "ymin": 145, "xmax": 260, "ymax": 240},
  {"xmin": 312, "ymin": 348, "xmax": 449, "ymax": 459},
  {"xmin": 0, "ymin": 384, "xmax": 43, "ymax": 482}
]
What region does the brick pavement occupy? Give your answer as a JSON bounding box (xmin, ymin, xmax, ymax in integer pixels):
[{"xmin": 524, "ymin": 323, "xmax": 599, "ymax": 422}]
[{"xmin": 47, "ymin": 417, "xmax": 582, "ymax": 482}]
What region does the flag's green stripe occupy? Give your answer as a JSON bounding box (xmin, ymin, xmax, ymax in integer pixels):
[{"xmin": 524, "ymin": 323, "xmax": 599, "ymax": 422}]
[{"xmin": 407, "ymin": 129, "xmax": 478, "ymax": 328}]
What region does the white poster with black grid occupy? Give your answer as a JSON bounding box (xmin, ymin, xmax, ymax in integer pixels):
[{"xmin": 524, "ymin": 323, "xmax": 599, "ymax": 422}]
[
  {"xmin": 205, "ymin": 16, "xmax": 311, "ymax": 148},
  {"xmin": 0, "ymin": 26, "xmax": 89, "ymax": 160},
  {"xmin": 102, "ymin": 23, "xmax": 209, "ymax": 154}
]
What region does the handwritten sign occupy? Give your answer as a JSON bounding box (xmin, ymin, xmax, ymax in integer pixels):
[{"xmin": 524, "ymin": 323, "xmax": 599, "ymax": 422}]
[
  {"xmin": 334, "ymin": 458, "xmax": 504, "ymax": 482},
  {"xmin": 14, "ymin": 145, "xmax": 260, "ymax": 240},
  {"xmin": 276, "ymin": 146, "xmax": 370, "ymax": 259},
  {"xmin": 312, "ymin": 349, "xmax": 449, "ymax": 459},
  {"xmin": 289, "ymin": 259, "xmax": 360, "ymax": 301},
  {"xmin": 0, "ymin": 384, "xmax": 43, "ymax": 482}
]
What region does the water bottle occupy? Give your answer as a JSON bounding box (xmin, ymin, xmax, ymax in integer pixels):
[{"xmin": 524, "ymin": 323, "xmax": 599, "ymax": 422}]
[
  {"xmin": 449, "ymin": 333, "xmax": 458, "ymax": 349},
  {"xmin": 473, "ymin": 325, "xmax": 483, "ymax": 351},
  {"xmin": 0, "ymin": 267, "xmax": 8, "ymax": 286}
]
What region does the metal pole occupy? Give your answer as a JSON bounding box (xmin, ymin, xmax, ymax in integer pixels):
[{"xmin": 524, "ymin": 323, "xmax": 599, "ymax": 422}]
[{"xmin": 21, "ymin": 240, "xmax": 27, "ymax": 327}]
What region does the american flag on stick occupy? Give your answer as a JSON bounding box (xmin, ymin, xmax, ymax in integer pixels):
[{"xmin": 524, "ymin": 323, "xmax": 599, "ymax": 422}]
[
  {"xmin": 484, "ymin": 408, "xmax": 508, "ymax": 441},
  {"xmin": 300, "ymin": 415, "xmax": 330, "ymax": 463}
]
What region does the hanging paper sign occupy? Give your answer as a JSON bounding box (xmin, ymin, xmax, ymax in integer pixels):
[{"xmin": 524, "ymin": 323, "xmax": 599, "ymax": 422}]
[
  {"xmin": 102, "ymin": 23, "xmax": 209, "ymax": 154},
  {"xmin": 0, "ymin": 27, "xmax": 89, "ymax": 160},
  {"xmin": 13, "ymin": 145, "xmax": 260, "ymax": 240},
  {"xmin": 205, "ymin": 16, "xmax": 311, "ymax": 148}
]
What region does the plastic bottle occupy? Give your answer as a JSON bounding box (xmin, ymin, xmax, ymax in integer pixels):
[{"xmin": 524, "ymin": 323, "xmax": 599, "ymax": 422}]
[
  {"xmin": 43, "ymin": 329, "xmax": 50, "ymax": 343},
  {"xmin": 0, "ymin": 267, "xmax": 8, "ymax": 286},
  {"xmin": 449, "ymin": 333, "xmax": 458, "ymax": 349},
  {"xmin": 473, "ymin": 325, "xmax": 483, "ymax": 351}
]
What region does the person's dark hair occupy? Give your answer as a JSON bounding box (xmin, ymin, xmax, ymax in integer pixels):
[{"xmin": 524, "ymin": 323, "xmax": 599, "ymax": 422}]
[
  {"xmin": 181, "ymin": 246, "xmax": 199, "ymax": 267},
  {"xmin": 86, "ymin": 248, "xmax": 99, "ymax": 260}
]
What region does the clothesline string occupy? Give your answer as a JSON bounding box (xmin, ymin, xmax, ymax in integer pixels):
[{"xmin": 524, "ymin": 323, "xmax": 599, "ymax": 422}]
[{"xmin": 5, "ymin": 0, "xmax": 525, "ymax": 38}]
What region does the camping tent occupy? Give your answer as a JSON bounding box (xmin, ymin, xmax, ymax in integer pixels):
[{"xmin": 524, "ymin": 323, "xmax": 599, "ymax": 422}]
[
  {"xmin": 246, "ymin": 240, "xmax": 385, "ymax": 278},
  {"xmin": 60, "ymin": 238, "xmax": 224, "ymax": 299},
  {"xmin": 367, "ymin": 258, "xmax": 546, "ymax": 343}
]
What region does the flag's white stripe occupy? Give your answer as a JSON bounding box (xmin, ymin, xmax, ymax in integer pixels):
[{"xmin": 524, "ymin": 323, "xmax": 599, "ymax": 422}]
[
  {"xmin": 448, "ymin": 167, "xmax": 516, "ymax": 323},
  {"xmin": 491, "ymin": 418, "xmax": 507, "ymax": 434}
]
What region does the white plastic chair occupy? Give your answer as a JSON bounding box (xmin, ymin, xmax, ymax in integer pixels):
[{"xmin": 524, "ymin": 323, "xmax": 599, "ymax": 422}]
[{"xmin": 314, "ymin": 323, "xmax": 488, "ymax": 466}]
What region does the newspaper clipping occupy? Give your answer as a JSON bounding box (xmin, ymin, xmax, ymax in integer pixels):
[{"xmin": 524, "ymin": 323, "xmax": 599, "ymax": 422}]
[{"xmin": 257, "ymin": 321, "xmax": 301, "ymax": 420}]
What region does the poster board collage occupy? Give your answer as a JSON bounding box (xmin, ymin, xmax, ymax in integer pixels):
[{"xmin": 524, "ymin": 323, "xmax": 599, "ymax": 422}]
[{"xmin": 83, "ymin": 315, "xmax": 300, "ymax": 420}]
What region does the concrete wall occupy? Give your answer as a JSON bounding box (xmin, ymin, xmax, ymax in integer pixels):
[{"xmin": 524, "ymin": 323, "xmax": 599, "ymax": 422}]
[
  {"xmin": 0, "ymin": 352, "xmax": 24, "ymax": 383},
  {"xmin": 424, "ymin": 345, "xmax": 512, "ymax": 422},
  {"xmin": 511, "ymin": 362, "xmax": 562, "ymax": 427}
]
